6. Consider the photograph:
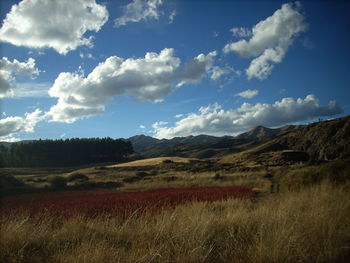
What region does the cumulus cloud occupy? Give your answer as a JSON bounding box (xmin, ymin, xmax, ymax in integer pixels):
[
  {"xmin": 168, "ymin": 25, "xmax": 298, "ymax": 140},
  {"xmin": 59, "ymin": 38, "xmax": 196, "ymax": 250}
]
[
  {"xmin": 210, "ymin": 66, "xmax": 240, "ymax": 81},
  {"xmin": 0, "ymin": 109, "xmax": 44, "ymax": 138},
  {"xmin": 0, "ymin": 0, "xmax": 108, "ymax": 55},
  {"xmin": 152, "ymin": 95, "xmax": 343, "ymax": 138},
  {"xmin": 139, "ymin": 124, "xmax": 146, "ymax": 129},
  {"xmin": 152, "ymin": 121, "xmax": 168, "ymax": 130},
  {"xmin": 0, "ymin": 57, "xmax": 40, "ymax": 98},
  {"xmin": 223, "ymin": 2, "xmax": 307, "ymax": 80},
  {"xmin": 235, "ymin": 89, "xmax": 259, "ymax": 99},
  {"xmin": 177, "ymin": 51, "xmax": 217, "ymax": 87},
  {"xmin": 45, "ymin": 48, "xmax": 215, "ymax": 123},
  {"xmin": 230, "ymin": 27, "xmax": 252, "ymax": 38},
  {"xmin": 115, "ymin": 0, "xmax": 164, "ymax": 27}
]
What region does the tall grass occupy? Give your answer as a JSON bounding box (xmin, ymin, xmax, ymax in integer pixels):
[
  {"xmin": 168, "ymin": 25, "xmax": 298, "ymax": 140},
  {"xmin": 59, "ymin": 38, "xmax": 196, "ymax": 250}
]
[{"xmin": 1, "ymin": 180, "xmax": 349, "ymax": 263}]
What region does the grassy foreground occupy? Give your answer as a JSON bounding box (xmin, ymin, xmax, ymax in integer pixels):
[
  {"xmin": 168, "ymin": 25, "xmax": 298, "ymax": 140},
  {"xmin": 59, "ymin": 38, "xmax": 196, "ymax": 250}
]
[{"xmin": 1, "ymin": 181, "xmax": 349, "ymax": 263}]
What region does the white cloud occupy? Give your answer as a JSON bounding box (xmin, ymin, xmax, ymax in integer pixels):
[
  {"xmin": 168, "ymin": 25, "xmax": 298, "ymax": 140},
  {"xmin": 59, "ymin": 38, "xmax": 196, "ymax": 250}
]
[
  {"xmin": 0, "ymin": 0, "xmax": 108, "ymax": 55},
  {"xmin": 115, "ymin": 0, "xmax": 163, "ymax": 27},
  {"xmin": 210, "ymin": 66, "xmax": 240, "ymax": 81},
  {"xmin": 235, "ymin": 89, "xmax": 259, "ymax": 99},
  {"xmin": 230, "ymin": 27, "xmax": 252, "ymax": 38},
  {"xmin": 152, "ymin": 121, "xmax": 168, "ymax": 130},
  {"xmin": 175, "ymin": 114, "xmax": 183, "ymax": 118},
  {"xmin": 0, "ymin": 109, "xmax": 44, "ymax": 138},
  {"xmin": 28, "ymin": 50, "xmax": 45, "ymax": 56},
  {"xmin": 11, "ymin": 82, "xmax": 51, "ymax": 98},
  {"xmin": 139, "ymin": 124, "xmax": 146, "ymax": 129},
  {"xmin": 169, "ymin": 10, "xmax": 177, "ymax": 24},
  {"xmin": 246, "ymin": 45, "xmax": 286, "ymax": 80},
  {"xmin": 0, "ymin": 57, "xmax": 40, "ymax": 98},
  {"xmin": 79, "ymin": 52, "xmax": 94, "ymax": 59},
  {"xmin": 46, "ymin": 48, "xmax": 180, "ymax": 123},
  {"xmin": 223, "ymin": 2, "xmax": 307, "ymax": 80},
  {"xmin": 177, "ymin": 51, "xmax": 217, "ymax": 87},
  {"xmin": 46, "ymin": 48, "xmax": 215, "ymax": 123},
  {"xmin": 0, "ymin": 135, "xmax": 21, "ymax": 142},
  {"xmin": 152, "ymin": 95, "xmax": 343, "ymax": 138}
]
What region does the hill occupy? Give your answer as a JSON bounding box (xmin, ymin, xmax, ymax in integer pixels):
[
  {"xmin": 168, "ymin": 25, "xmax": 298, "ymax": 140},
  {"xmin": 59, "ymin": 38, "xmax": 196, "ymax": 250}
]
[
  {"xmin": 127, "ymin": 134, "xmax": 224, "ymax": 156},
  {"xmin": 220, "ymin": 115, "xmax": 350, "ymax": 165},
  {"xmin": 235, "ymin": 125, "xmax": 298, "ymax": 140},
  {"xmin": 108, "ymin": 157, "xmax": 198, "ymax": 167}
]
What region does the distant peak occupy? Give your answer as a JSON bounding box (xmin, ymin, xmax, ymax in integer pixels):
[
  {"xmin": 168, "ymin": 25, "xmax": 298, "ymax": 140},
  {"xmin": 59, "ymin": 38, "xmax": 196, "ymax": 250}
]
[{"xmin": 252, "ymin": 125, "xmax": 268, "ymax": 130}]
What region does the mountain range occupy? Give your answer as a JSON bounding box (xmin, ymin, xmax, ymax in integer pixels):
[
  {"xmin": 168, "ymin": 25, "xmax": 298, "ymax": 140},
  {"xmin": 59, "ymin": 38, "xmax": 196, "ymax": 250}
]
[
  {"xmin": 2, "ymin": 116, "xmax": 349, "ymax": 164},
  {"xmin": 126, "ymin": 123, "xmax": 301, "ymax": 157},
  {"xmin": 127, "ymin": 116, "xmax": 350, "ymax": 163}
]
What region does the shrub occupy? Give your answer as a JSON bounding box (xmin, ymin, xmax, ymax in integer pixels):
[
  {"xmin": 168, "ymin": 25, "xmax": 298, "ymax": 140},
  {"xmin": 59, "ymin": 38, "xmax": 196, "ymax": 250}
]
[
  {"xmin": 212, "ymin": 173, "xmax": 223, "ymax": 180},
  {"xmin": 190, "ymin": 167, "xmax": 201, "ymax": 173},
  {"xmin": 163, "ymin": 176, "xmax": 177, "ymax": 182},
  {"xmin": 95, "ymin": 166, "xmax": 108, "ymax": 170},
  {"xmin": 122, "ymin": 176, "xmax": 141, "ymax": 183},
  {"xmin": 67, "ymin": 173, "xmax": 89, "ymax": 182},
  {"xmin": 149, "ymin": 169, "xmax": 158, "ymax": 176},
  {"xmin": 0, "ymin": 175, "xmax": 24, "ymax": 189},
  {"xmin": 136, "ymin": 171, "xmax": 149, "ymax": 178},
  {"xmin": 48, "ymin": 176, "xmax": 67, "ymax": 189}
]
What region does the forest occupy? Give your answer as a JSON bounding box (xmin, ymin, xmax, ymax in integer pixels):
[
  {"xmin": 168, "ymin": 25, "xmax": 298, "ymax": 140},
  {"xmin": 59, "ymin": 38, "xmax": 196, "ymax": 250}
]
[{"xmin": 0, "ymin": 138, "xmax": 133, "ymax": 167}]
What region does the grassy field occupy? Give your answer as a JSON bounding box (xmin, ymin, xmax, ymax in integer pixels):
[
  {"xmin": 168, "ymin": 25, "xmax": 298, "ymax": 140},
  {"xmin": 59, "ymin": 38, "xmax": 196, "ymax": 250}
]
[
  {"xmin": 1, "ymin": 159, "xmax": 350, "ymax": 262},
  {"xmin": 1, "ymin": 181, "xmax": 349, "ymax": 263}
]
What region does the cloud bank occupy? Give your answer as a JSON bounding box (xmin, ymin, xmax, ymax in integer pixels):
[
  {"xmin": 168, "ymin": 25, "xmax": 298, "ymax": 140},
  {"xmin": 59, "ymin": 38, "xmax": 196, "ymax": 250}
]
[
  {"xmin": 0, "ymin": 57, "xmax": 40, "ymax": 98},
  {"xmin": 224, "ymin": 2, "xmax": 307, "ymax": 80},
  {"xmin": 0, "ymin": 0, "xmax": 108, "ymax": 54},
  {"xmin": 153, "ymin": 95, "xmax": 343, "ymax": 138}
]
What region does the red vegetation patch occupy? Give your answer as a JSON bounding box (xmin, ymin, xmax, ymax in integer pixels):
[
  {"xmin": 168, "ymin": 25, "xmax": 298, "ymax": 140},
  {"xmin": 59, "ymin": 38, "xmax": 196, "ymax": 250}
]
[{"xmin": 0, "ymin": 186, "xmax": 253, "ymax": 218}]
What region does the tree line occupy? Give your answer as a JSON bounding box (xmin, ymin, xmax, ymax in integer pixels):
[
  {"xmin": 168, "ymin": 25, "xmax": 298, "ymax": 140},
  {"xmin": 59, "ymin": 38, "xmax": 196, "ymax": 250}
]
[{"xmin": 0, "ymin": 138, "xmax": 133, "ymax": 167}]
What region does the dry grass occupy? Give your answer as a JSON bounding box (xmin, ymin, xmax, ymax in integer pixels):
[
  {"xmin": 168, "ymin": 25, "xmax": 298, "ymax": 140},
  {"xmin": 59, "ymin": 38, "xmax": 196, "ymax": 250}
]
[
  {"xmin": 1, "ymin": 180, "xmax": 349, "ymax": 263},
  {"xmin": 1, "ymin": 163, "xmax": 270, "ymax": 194},
  {"xmin": 108, "ymin": 157, "xmax": 198, "ymax": 167},
  {"xmin": 120, "ymin": 171, "xmax": 269, "ymax": 192}
]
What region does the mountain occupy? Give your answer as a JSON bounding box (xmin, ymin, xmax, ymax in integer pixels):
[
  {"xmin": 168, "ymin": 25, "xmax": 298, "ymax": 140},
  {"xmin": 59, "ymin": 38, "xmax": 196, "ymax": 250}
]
[
  {"xmin": 236, "ymin": 125, "xmax": 298, "ymax": 140},
  {"xmin": 129, "ymin": 116, "xmax": 350, "ymax": 163},
  {"xmin": 127, "ymin": 117, "xmax": 350, "ymax": 160},
  {"xmin": 2, "ymin": 116, "xmax": 348, "ymax": 164},
  {"xmin": 127, "ymin": 135, "xmax": 159, "ymax": 153},
  {"xmin": 127, "ymin": 134, "xmax": 223, "ymax": 155},
  {"xmin": 276, "ymin": 115, "xmax": 350, "ymax": 160},
  {"xmin": 220, "ymin": 115, "xmax": 350, "ymax": 165}
]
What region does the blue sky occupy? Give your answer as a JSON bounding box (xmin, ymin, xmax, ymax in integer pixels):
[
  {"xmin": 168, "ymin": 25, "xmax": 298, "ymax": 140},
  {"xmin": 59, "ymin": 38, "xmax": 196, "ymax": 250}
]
[{"xmin": 0, "ymin": 0, "xmax": 349, "ymax": 141}]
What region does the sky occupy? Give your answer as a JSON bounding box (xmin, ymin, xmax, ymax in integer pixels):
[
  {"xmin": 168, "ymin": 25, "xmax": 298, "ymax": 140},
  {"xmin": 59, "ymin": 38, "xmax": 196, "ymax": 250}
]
[{"xmin": 0, "ymin": 0, "xmax": 349, "ymax": 141}]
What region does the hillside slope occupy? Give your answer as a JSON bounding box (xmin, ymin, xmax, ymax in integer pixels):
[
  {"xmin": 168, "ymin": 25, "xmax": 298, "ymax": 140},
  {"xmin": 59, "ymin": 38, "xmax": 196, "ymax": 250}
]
[
  {"xmin": 235, "ymin": 125, "xmax": 298, "ymax": 140},
  {"xmin": 220, "ymin": 116, "xmax": 350, "ymax": 165}
]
